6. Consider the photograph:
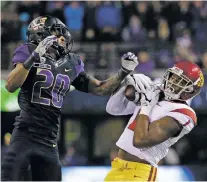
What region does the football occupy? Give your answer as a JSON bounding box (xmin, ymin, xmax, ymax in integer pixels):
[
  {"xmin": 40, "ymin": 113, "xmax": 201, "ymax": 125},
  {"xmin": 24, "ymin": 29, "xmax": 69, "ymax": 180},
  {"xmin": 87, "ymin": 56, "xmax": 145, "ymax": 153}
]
[{"xmin": 124, "ymin": 85, "xmax": 136, "ymax": 101}]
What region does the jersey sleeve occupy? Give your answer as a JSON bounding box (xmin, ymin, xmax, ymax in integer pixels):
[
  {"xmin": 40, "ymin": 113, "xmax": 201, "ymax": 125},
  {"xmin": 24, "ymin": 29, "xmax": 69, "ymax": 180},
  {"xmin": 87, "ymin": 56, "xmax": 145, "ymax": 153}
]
[
  {"xmin": 70, "ymin": 53, "xmax": 88, "ymax": 92},
  {"xmin": 166, "ymin": 108, "xmax": 197, "ymax": 131},
  {"xmin": 106, "ymin": 84, "xmax": 137, "ymax": 116},
  {"xmin": 71, "ymin": 72, "xmax": 90, "ymax": 93},
  {"xmin": 74, "ymin": 56, "xmax": 85, "ymax": 77},
  {"xmin": 12, "ymin": 44, "xmax": 30, "ymax": 66}
]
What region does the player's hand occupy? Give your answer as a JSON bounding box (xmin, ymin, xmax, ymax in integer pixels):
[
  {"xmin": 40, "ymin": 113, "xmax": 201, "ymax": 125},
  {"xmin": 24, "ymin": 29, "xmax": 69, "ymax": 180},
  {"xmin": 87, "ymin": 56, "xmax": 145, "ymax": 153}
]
[
  {"xmin": 140, "ymin": 86, "xmax": 160, "ymax": 115},
  {"xmin": 121, "ymin": 52, "xmax": 139, "ymax": 73},
  {"xmin": 141, "ymin": 86, "xmax": 160, "ymax": 107},
  {"xmin": 34, "ymin": 35, "xmax": 58, "ymax": 57},
  {"xmin": 125, "ymin": 74, "xmax": 152, "ymax": 93}
]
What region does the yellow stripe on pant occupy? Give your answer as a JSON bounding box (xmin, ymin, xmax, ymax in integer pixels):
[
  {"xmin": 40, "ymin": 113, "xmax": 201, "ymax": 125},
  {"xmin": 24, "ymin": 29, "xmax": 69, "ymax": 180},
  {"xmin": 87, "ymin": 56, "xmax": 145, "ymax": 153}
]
[{"xmin": 104, "ymin": 157, "xmax": 157, "ymax": 182}]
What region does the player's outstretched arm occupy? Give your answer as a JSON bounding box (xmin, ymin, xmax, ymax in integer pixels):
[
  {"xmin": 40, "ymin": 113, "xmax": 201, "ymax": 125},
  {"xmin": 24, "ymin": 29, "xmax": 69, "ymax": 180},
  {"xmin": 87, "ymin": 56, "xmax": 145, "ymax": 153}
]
[
  {"xmin": 87, "ymin": 70, "xmax": 128, "ymax": 96},
  {"xmin": 88, "ymin": 52, "xmax": 139, "ymax": 96},
  {"xmin": 72, "ymin": 52, "xmax": 138, "ymax": 95}
]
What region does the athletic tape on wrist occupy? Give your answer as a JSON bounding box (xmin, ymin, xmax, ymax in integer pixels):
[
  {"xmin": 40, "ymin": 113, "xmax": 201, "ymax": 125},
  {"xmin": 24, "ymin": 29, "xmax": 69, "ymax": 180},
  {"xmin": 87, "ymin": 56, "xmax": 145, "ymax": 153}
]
[{"xmin": 23, "ymin": 53, "xmax": 38, "ymax": 70}]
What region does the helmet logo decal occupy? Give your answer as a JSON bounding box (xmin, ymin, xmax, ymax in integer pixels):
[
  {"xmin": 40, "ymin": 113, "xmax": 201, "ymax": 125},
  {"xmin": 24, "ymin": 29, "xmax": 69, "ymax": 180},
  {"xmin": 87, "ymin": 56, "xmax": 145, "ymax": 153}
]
[
  {"xmin": 39, "ymin": 17, "xmax": 47, "ymax": 24},
  {"xmin": 197, "ymin": 72, "xmax": 204, "ymax": 87},
  {"xmin": 31, "ymin": 17, "xmax": 48, "ymax": 31}
]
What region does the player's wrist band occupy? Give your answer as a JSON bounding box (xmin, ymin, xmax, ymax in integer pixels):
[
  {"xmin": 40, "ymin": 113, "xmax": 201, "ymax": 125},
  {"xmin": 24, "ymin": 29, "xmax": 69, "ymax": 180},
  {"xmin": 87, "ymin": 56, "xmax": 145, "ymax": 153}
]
[
  {"xmin": 23, "ymin": 52, "xmax": 39, "ymax": 70},
  {"xmin": 118, "ymin": 68, "xmax": 130, "ymax": 78},
  {"xmin": 32, "ymin": 51, "xmax": 40, "ymax": 59},
  {"xmin": 121, "ymin": 66, "xmax": 131, "ymax": 74}
]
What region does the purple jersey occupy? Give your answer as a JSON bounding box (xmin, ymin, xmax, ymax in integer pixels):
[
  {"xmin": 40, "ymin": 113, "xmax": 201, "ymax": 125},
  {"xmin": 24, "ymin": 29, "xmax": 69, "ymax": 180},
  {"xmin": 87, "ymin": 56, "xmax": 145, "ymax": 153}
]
[
  {"xmin": 12, "ymin": 44, "xmax": 31, "ymax": 65},
  {"xmin": 12, "ymin": 43, "xmax": 85, "ymax": 147}
]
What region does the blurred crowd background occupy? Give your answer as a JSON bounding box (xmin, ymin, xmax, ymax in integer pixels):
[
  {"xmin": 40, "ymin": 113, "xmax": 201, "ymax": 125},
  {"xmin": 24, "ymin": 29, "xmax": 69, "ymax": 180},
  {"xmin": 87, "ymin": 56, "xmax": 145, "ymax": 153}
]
[
  {"xmin": 1, "ymin": 1, "xmax": 207, "ymax": 168},
  {"xmin": 2, "ymin": 1, "xmax": 207, "ymax": 72}
]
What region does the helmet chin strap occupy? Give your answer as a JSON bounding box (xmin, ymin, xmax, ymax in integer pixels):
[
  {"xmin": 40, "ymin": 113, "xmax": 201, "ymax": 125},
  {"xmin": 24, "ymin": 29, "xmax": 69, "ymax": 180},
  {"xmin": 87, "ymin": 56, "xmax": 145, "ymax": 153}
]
[
  {"xmin": 162, "ymin": 84, "xmax": 181, "ymax": 101},
  {"xmin": 164, "ymin": 86, "xmax": 192, "ymax": 101}
]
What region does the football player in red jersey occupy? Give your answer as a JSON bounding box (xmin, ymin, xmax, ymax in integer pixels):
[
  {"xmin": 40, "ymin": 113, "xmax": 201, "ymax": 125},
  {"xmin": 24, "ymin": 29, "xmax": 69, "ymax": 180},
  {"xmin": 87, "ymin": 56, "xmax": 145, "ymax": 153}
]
[{"xmin": 105, "ymin": 61, "xmax": 204, "ymax": 182}]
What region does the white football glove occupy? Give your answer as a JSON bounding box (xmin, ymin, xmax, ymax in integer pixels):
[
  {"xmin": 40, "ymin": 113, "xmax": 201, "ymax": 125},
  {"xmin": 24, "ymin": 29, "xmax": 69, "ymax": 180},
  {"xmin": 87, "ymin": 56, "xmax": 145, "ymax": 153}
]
[
  {"xmin": 34, "ymin": 35, "xmax": 58, "ymax": 57},
  {"xmin": 140, "ymin": 86, "xmax": 161, "ymax": 116},
  {"xmin": 125, "ymin": 74, "xmax": 152, "ymax": 93},
  {"xmin": 121, "ymin": 52, "xmax": 139, "ymax": 73}
]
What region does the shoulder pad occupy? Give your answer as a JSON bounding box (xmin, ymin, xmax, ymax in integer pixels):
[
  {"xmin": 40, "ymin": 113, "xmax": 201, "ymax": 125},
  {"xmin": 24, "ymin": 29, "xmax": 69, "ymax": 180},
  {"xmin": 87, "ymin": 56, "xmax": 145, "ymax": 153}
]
[{"xmin": 68, "ymin": 53, "xmax": 82, "ymax": 65}]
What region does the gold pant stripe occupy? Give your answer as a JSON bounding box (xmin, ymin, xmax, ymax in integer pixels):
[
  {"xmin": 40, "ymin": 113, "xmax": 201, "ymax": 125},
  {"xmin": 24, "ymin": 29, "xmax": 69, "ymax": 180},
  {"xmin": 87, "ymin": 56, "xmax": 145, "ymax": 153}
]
[
  {"xmin": 153, "ymin": 168, "xmax": 157, "ymax": 181},
  {"xmin": 147, "ymin": 166, "xmax": 154, "ymax": 182}
]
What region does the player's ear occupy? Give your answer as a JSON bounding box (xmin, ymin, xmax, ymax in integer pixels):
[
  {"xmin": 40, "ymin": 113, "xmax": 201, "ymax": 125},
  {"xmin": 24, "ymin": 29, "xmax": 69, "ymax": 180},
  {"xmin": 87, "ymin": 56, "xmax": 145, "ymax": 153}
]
[{"xmin": 124, "ymin": 85, "xmax": 136, "ymax": 101}]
